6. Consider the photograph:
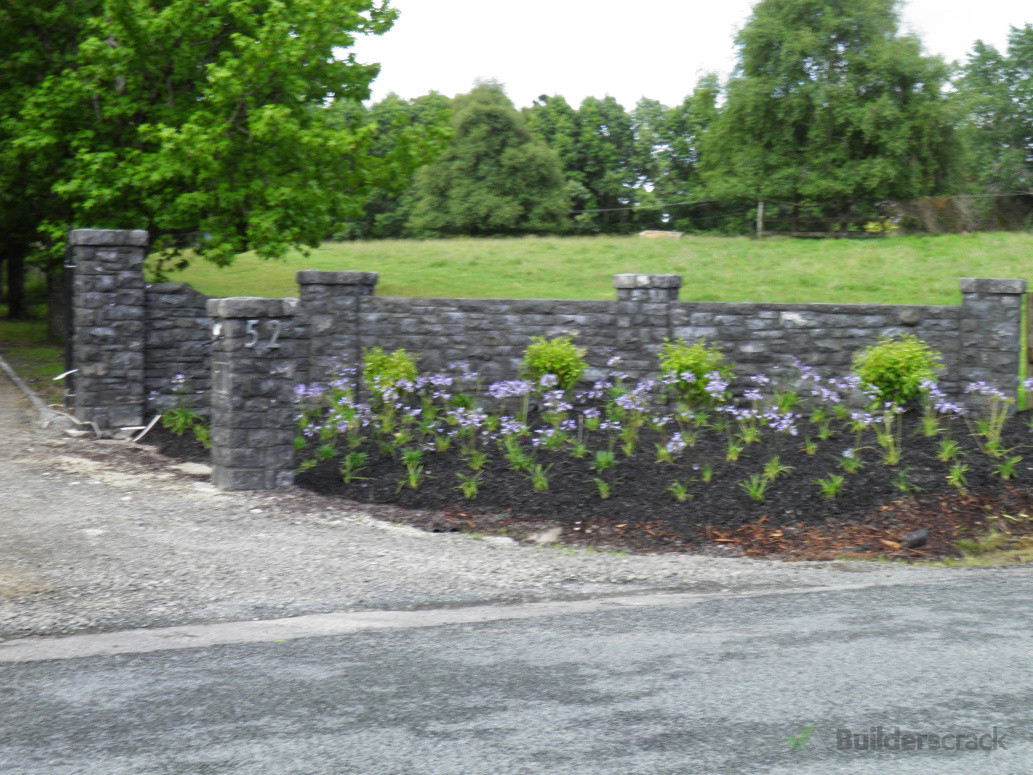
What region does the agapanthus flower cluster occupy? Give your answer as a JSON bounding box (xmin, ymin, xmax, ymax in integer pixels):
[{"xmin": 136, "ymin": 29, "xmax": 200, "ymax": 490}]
[
  {"xmin": 446, "ymin": 406, "xmax": 489, "ymax": 432},
  {"xmin": 965, "ymin": 381, "xmax": 1008, "ymax": 401},
  {"xmin": 703, "ymin": 371, "xmax": 729, "ymax": 398},
  {"xmin": 761, "ymin": 407, "xmax": 799, "ymax": 436},
  {"xmin": 487, "ymin": 380, "xmax": 534, "ymax": 400},
  {"xmin": 542, "ymin": 390, "xmax": 573, "ymax": 415},
  {"xmin": 666, "ymin": 432, "xmax": 688, "ymax": 455},
  {"xmin": 614, "ymin": 379, "xmax": 656, "ymax": 414}
]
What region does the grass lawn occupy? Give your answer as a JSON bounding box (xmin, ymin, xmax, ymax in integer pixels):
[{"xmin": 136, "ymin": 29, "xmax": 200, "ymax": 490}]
[
  {"xmin": 159, "ymin": 232, "xmax": 1033, "ymax": 306},
  {"xmin": 0, "ymin": 314, "xmax": 66, "ymax": 405}
]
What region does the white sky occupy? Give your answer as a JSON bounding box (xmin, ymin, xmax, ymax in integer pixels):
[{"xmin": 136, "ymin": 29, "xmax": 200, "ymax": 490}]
[{"xmin": 351, "ymin": 0, "xmax": 1033, "ymax": 109}]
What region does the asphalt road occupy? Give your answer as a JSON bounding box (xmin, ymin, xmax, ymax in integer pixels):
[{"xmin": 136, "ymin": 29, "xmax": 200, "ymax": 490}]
[{"xmin": 3, "ymin": 571, "xmax": 1033, "ymax": 774}]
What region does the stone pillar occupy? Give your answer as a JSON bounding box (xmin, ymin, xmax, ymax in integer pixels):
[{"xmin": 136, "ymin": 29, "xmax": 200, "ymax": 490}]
[
  {"xmin": 958, "ymin": 278, "xmax": 1027, "ymax": 398},
  {"xmin": 208, "ymin": 298, "xmax": 301, "ymax": 490},
  {"xmin": 611, "ymin": 274, "xmax": 683, "ymax": 377},
  {"xmin": 69, "ymin": 229, "xmax": 149, "ymax": 429},
  {"xmin": 296, "ymin": 270, "xmax": 378, "ymax": 384},
  {"xmin": 612, "ymin": 274, "xmax": 682, "ymax": 301}
]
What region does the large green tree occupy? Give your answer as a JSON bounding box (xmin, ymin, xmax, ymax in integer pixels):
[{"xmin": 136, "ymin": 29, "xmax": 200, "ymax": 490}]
[
  {"xmin": 408, "ymin": 83, "xmax": 569, "ymax": 236},
  {"xmin": 0, "ymin": 0, "xmax": 398, "ymax": 328},
  {"xmin": 0, "ymin": 3, "xmax": 100, "ymax": 318},
  {"xmin": 523, "ymin": 95, "xmax": 639, "ymax": 233},
  {"xmin": 629, "ymin": 77, "xmax": 720, "ymax": 231},
  {"xmin": 328, "ymin": 92, "xmax": 452, "ymax": 239},
  {"xmin": 523, "ymin": 94, "xmax": 595, "ymax": 228},
  {"xmin": 957, "ymin": 24, "xmax": 1033, "ymax": 196},
  {"xmin": 700, "ymin": 0, "xmax": 959, "ymax": 219},
  {"xmin": 574, "ymin": 96, "xmax": 636, "ymax": 232}
]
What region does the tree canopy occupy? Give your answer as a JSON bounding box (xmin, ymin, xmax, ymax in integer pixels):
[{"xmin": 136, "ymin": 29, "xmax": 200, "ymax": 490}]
[
  {"xmin": 408, "ymin": 83, "xmax": 569, "ymax": 236},
  {"xmin": 0, "ymin": 0, "xmax": 400, "ymax": 287},
  {"xmin": 700, "ymin": 0, "xmax": 960, "ymax": 213},
  {"xmin": 957, "ymin": 24, "xmax": 1033, "ymax": 195},
  {"xmin": 327, "ymin": 92, "xmax": 453, "ymax": 239}
]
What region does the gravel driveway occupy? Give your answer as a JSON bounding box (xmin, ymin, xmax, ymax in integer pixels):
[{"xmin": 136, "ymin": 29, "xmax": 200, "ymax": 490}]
[{"xmin": 0, "ymin": 369, "xmax": 969, "ymax": 642}]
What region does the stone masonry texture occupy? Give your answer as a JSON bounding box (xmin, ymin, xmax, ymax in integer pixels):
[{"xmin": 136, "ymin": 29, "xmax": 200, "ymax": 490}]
[
  {"xmin": 207, "ymin": 298, "xmax": 300, "ymax": 490},
  {"xmin": 145, "ymin": 283, "xmax": 212, "ymax": 413},
  {"xmin": 69, "ymin": 229, "xmax": 148, "ymax": 429}
]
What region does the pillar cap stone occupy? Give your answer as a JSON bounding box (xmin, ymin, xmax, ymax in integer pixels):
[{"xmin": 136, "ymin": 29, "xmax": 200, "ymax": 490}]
[
  {"xmin": 296, "ymin": 270, "xmax": 379, "ymax": 286},
  {"xmin": 959, "ymin": 278, "xmax": 1026, "ymax": 294},
  {"xmin": 68, "ymin": 229, "xmax": 149, "ymax": 247},
  {"xmin": 206, "ymin": 297, "xmax": 297, "ymax": 318},
  {"xmin": 612, "ymin": 273, "xmax": 682, "ymax": 289}
]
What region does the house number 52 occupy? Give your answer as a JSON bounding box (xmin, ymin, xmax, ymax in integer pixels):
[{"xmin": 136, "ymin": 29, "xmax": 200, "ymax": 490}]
[{"xmin": 243, "ymin": 319, "xmax": 283, "ymax": 349}]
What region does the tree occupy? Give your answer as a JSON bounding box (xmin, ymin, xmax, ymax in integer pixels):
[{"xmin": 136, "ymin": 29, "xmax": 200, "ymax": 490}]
[
  {"xmin": 524, "ymin": 95, "xmax": 639, "ymax": 233},
  {"xmin": 0, "ymin": 0, "xmax": 399, "ymax": 332},
  {"xmin": 523, "ymin": 95, "xmax": 595, "ymax": 229},
  {"xmin": 0, "ymin": 3, "xmax": 101, "ymax": 319},
  {"xmin": 408, "ymin": 83, "xmax": 569, "ymax": 236},
  {"xmin": 957, "ymin": 25, "xmax": 1033, "ymax": 196},
  {"xmin": 629, "ymin": 79, "xmax": 720, "ymax": 230},
  {"xmin": 575, "ymin": 96, "xmax": 637, "ymax": 232},
  {"xmin": 327, "ymin": 92, "xmax": 452, "ymax": 239},
  {"xmin": 699, "ymin": 0, "xmax": 960, "ymax": 220}
]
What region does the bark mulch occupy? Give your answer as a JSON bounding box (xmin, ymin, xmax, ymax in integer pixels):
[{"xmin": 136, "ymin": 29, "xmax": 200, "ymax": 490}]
[{"xmin": 149, "ymin": 413, "xmax": 1033, "ymax": 562}]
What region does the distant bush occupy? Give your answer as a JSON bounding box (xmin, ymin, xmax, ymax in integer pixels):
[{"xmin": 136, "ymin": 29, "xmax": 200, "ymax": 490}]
[
  {"xmin": 852, "ymin": 335, "xmax": 942, "ymax": 406},
  {"xmin": 521, "ymin": 335, "xmax": 587, "ymax": 390}
]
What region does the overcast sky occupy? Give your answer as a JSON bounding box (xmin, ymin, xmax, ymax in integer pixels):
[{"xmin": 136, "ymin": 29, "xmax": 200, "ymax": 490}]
[{"xmin": 350, "ymin": 0, "xmax": 1033, "ymax": 109}]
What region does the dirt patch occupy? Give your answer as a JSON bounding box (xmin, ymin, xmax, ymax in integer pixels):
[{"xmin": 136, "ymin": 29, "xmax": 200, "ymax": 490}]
[{"xmin": 0, "ymin": 570, "xmax": 55, "ymax": 600}]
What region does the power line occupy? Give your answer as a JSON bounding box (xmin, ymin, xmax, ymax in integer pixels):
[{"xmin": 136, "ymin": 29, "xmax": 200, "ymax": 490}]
[
  {"xmin": 568, "ymin": 198, "xmax": 720, "ymax": 215},
  {"xmin": 568, "ymin": 191, "xmax": 1033, "ymax": 217},
  {"xmin": 764, "ymin": 192, "xmax": 1033, "ymax": 207}
]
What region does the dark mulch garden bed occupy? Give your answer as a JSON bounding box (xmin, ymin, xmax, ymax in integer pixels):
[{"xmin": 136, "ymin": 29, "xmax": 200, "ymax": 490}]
[{"xmin": 149, "ymin": 412, "xmax": 1033, "ymax": 561}]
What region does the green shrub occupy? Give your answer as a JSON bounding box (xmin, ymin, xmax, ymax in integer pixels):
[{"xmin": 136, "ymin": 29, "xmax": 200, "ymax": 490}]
[
  {"xmin": 852, "ymin": 335, "xmax": 942, "ymax": 407},
  {"xmin": 658, "ymin": 339, "xmax": 734, "ymax": 406},
  {"xmin": 362, "ymin": 347, "xmax": 418, "ymax": 397},
  {"xmin": 521, "ymin": 335, "xmax": 587, "ymax": 390}
]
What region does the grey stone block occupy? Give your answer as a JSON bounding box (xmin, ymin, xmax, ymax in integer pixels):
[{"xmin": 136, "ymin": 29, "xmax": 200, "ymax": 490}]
[
  {"xmin": 297, "ymin": 270, "xmax": 379, "ymax": 287},
  {"xmin": 612, "ymin": 273, "xmax": 682, "ymax": 289},
  {"xmin": 959, "ymin": 278, "xmax": 1027, "ymax": 294},
  {"xmin": 207, "ymin": 297, "xmax": 298, "ymax": 318},
  {"xmin": 68, "ymin": 229, "xmax": 150, "ymax": 247}
]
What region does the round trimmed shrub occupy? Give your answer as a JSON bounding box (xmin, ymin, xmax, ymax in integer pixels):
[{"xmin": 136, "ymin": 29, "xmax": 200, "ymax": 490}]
[
  {"xmin": 521, "ymin": 335, "xmax": 587, "ymax": 390},
  {"xmin": 852, "ymin": 335, "xmax": 943, "ymax": 407}
]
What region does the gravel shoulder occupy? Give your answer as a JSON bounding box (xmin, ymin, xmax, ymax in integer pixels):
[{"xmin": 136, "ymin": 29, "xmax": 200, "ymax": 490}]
[{"xmin": 0, "ymin": 368, "xmax": 1003, "ymax": 642}]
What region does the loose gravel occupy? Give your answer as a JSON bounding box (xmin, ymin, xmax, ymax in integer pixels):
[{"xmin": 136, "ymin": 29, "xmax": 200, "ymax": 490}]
[{"xmin": 0, "ymin": 370, "xmax": 975, "ymax": 642}]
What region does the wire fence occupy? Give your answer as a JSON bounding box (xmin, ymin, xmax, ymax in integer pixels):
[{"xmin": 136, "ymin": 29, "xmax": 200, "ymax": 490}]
[{"xmin": 575, "ymin": 193, "xmax": 1033, "ymax": 236}]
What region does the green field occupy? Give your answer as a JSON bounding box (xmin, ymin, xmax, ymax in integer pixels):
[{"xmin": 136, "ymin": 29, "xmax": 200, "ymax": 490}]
[
  {"xmin": 0, "ymin": 318, "xmax": 65, "ymax": 404},
  {"xmin": 159, "ymin": 233, "xmax": 1033, "ymax": 306}
]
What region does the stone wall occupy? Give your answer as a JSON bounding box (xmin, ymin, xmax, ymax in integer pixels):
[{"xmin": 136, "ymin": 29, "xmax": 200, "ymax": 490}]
[
  {"xmin": 68, "ymin": 230, "xmax": 1028, "ymax": 445},
  {"xmin": 670, "ymin": 301, "xmax": 964, "ymax": 394},
  {"xmin": 144, "ymin": 283, "xmax": 212, "ymax": 411},
  {"xmin": 356, "ymin": 297, "xmax": 674, "ymax": 385},
  {"xmin": 316, "ymin": 283, "xmax": 1018, "ymax": 399}
]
